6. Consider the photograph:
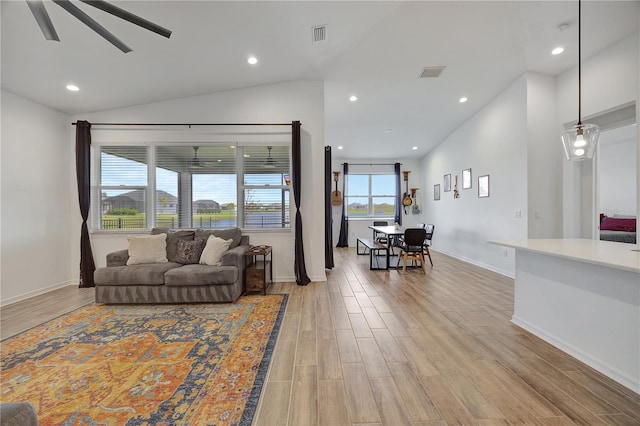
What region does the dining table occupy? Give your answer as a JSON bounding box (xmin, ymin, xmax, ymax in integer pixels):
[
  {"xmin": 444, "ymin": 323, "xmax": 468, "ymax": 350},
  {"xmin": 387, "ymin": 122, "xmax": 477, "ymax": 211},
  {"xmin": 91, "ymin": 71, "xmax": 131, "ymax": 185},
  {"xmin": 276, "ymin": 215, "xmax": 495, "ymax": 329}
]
[{"xmin": 367, "ymin": 224, "xmax": 405, "ymax": 269}]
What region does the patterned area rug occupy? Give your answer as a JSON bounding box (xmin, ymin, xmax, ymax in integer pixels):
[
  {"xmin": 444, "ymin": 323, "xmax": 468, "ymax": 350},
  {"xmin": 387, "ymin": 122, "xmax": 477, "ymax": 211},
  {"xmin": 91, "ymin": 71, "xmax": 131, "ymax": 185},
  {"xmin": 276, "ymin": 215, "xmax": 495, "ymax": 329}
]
[{"xmin": 1, "ymin": 295, "xmax": 287, "ymax": 425}]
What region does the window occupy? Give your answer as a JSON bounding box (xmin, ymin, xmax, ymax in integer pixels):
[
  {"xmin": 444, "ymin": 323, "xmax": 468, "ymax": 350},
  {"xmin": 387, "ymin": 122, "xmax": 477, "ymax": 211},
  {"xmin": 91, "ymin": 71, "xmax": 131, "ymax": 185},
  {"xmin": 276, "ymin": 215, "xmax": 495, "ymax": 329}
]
[
  {"xmin": 242, "ymin": 146, "xmax": 290, "ymax": 228},
  {"xmin": 98, "ymin": 146, "xmax": 148, "ymax": 230},
  {"xmin": 345, "ymin": 173, "xmax": 395, "ymax": 217},
  {"xmin": 92, "ymin": 144, "xmax": 290, "ymax": 230}
]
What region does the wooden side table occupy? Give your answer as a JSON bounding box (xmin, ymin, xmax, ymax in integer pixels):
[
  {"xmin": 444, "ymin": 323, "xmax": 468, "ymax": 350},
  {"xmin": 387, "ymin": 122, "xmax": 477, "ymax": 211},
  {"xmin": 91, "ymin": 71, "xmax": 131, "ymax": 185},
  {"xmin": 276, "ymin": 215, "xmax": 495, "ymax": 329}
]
[{"xmin": 245, "ymin": 245, "xmax": 273, "ymax": 295}]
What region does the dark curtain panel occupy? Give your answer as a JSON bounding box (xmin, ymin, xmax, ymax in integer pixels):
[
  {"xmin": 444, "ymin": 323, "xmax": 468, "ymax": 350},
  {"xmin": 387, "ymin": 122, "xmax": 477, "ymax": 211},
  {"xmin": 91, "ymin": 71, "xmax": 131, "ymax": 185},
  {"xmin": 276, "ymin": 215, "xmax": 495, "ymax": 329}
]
[
  {"xmin": 75, "ymin": 120, "xmax": 96, "ymax": 287},
  {"xmin": 292, "ymin": 121, "xmax": 311, "ymax": 286},
  {"xmin": 336, "ymin": 163, "xmax": 349, "ymax": 247},
  {"xmin": 394, "ymin": 162, "xmax": 402, "ymax": 225},
  {"xmin": 324, "ymin": 146, "xmax": 334, "ymax": 269}
]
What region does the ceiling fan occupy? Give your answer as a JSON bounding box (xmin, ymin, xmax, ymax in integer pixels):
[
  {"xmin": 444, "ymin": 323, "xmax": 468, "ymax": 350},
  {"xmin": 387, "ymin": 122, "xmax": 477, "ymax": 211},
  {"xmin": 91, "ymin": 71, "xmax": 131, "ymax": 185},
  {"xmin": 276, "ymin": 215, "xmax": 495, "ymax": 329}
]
[
  {"xmin": 188, "ymin": 146, "xmax": 228, "ymax": 170},
  {"xmin": 189, "ymin": 146, "xmax": 207, "ymax": 169},
  {"xmin": 26, "ymin": 0, "xmax": 172, "ymax": 53},
  {"xmin": 263, "ymin": 146, "xmax": 277, "ymax": 169}
]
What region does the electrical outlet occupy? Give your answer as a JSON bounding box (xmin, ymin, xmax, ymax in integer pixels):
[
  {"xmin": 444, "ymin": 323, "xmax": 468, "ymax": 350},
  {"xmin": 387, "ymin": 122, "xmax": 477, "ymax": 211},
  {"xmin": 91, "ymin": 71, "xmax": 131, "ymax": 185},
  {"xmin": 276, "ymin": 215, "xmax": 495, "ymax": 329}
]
[
  {"xmin": 514, "ymin": 210, "xmax": 522, "ymax": 218},
  {"xmin": 534, "ymin": 210, "xmax": 540, "ymax": 219},
  {"xmin": 503, "ymin": 249, "xmax": 508, "ymax": 257}
]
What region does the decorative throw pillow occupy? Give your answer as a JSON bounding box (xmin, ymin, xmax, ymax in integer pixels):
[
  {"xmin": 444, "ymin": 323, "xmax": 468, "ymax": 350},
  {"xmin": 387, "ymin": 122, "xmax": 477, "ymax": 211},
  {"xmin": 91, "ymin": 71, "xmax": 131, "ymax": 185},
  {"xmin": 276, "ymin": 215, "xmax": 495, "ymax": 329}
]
[
  {"xmin": 151, "ymin": 228, "xmax": 195, "ymax": 262},
  {"xmin": 126, "ymin": 234, "xmax": 168, "ymax": 265},
  {"xmin": 174, "ymin": 239, "xmax": 206, "ymax": 265},
  {"xmin": 195, "ymin": 227, "xmax": 242, "ymax": 249},
  {"xmin": 199, "ymin": 235, "xmax": 232, "ymax": 266}
]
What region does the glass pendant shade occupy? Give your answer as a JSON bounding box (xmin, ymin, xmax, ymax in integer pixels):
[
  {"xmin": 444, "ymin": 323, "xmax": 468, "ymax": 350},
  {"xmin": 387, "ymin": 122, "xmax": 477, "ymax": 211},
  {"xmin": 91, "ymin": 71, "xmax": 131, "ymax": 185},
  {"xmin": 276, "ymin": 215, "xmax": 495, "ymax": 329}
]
[{"xmin": 561, "ymin": 123, "xmax": 600, "ymax": 160}]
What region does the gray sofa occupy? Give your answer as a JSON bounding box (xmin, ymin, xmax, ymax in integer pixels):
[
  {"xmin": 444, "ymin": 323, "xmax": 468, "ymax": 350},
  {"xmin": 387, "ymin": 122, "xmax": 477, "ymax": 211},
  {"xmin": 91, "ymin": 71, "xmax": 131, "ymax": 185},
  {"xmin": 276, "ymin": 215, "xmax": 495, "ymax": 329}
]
[{"xmin": 94, "ymin": 228, "xmax": 249, "ymax": 304}]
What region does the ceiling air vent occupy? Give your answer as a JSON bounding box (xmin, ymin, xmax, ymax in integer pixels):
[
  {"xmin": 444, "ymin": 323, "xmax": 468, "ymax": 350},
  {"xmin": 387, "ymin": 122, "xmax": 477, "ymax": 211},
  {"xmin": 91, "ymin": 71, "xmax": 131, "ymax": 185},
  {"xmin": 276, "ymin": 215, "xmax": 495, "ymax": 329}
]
[
  {"xmin": 419, "ymin": 66, "xmax": 446, "ymax": 78},
  {"xmin": 312, "ymin": 25, "xmax": 327, "ymax": 43}
]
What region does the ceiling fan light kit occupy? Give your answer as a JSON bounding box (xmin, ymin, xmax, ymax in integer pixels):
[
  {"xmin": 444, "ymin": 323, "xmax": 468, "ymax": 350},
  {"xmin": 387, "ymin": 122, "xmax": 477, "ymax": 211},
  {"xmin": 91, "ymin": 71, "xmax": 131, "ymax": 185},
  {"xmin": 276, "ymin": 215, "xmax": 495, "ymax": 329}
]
[
  {"xmin": 263, "ymin": 146, "xmax": 277, "ymax": 169},
  {"xmin": 27, "ymin": 0, "xmax": 172, "ymax": 53},
  {"xmin": 561, "ymin": 0, "xmax": 599, "ymax": 161}
]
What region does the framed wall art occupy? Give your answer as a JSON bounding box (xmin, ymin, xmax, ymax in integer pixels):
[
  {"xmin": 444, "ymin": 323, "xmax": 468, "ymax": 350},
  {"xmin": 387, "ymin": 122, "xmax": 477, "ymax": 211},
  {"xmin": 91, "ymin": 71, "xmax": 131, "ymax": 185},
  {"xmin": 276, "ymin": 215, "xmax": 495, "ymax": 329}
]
[
  {"xmin": 443, "ymin": 174, "xmax": 451, "ymax": 192},
  {"xmin": 434, "ymin": 184, "xmax": 441, "ymax": 200},
  {"xmin": 462, "ymin": 168, "xmax": 472, "ymax": 189},
  {"xmin": 478, "ymin": 174, "xmax": 490, "ymax": 198}
]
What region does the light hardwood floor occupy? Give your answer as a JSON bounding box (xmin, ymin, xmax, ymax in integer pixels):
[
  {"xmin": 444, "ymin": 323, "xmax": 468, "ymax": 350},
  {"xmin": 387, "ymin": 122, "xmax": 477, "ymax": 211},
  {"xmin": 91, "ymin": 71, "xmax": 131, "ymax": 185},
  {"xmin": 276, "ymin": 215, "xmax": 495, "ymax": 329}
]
[{"xmin": 2, "ymin": 248, "xmax": 639, "ymax": 425}]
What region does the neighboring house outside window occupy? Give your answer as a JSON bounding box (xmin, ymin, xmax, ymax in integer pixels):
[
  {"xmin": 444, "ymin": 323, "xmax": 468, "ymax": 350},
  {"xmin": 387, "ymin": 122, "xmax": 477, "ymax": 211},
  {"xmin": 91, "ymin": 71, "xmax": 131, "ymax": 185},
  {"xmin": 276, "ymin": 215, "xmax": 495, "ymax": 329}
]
[{"xmin": 92, "ymin": 145, "xmax": 291, "ymax": 230}]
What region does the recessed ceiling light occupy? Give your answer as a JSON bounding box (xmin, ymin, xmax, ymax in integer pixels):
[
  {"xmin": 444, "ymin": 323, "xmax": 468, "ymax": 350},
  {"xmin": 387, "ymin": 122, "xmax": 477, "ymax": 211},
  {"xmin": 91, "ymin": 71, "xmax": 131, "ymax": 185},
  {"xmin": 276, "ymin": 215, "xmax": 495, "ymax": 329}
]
[
  {"xmin": 247, "ymin": 56, "xmax": 258, "ymax": 65},
  {"xmin": 551, "ymin": 47, "xmax": 564, "ymax": 55},
  {"xmin": 337, "ymin": 146, "xmax": 343, "ymax": 150},
  {"xmin": 66, "ymin": 84, "xmax": 79, "ymax": 91},
  {"xmin": 412, "ymin": 146, "xmax": 418, "ymax": 150},
  {"xmin": 459, "ymin": 97, "xmax": 468, "ymax": 103},
  {"xmin": 349, "ymin": 95, "xmax": 357, "ymax": 102},
  {"xmin": 385, "ymin": 129, "xmax": 392, "ymax": 133}
]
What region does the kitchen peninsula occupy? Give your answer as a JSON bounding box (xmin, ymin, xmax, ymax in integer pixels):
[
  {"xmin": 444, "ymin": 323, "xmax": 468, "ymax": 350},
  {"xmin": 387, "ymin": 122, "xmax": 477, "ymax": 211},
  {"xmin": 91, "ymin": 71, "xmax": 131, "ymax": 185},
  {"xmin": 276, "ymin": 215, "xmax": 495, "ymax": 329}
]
[{"xmin": 490, "ymin": 238, "xmax": 640, "ymax": 394}]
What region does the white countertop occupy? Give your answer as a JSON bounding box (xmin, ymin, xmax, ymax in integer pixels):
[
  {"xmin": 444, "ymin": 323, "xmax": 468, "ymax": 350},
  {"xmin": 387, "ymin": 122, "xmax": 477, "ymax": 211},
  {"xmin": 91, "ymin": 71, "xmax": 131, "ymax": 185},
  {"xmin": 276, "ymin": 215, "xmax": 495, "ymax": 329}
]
[{"xmin": 489, "ymin": 238, "xmax": 640, "ymax": 274}]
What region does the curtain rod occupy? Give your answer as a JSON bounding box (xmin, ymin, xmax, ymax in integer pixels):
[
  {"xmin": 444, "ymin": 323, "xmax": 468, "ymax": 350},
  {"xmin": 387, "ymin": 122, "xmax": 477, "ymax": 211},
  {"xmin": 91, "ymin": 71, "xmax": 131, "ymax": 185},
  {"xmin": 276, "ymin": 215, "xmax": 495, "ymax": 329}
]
[
  {"xmin": 72, "ymin": 122, "xmax": 293, "ymax": 126},
  {"xmin": 341, "ymin": 163, "xmax": 401, "ymax": 166}
]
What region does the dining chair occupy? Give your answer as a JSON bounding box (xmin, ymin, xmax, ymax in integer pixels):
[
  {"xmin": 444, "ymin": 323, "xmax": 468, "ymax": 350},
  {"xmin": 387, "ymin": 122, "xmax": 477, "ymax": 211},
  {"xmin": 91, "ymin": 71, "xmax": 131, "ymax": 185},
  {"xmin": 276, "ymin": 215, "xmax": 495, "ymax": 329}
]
[
  {"xmin": 372, "ymin": 221, "xmax": 389, "ymax": 244},
  {"xmin": 396, "ymin": 227, "xmax": 427, "ymax": 273},
  {"xmin": 423, "ymin": 224, "xmax": 435, "ymax": 266},
  {"xmin": 373, "ymin": 220, "xmax": 398, "ymax": 254}
]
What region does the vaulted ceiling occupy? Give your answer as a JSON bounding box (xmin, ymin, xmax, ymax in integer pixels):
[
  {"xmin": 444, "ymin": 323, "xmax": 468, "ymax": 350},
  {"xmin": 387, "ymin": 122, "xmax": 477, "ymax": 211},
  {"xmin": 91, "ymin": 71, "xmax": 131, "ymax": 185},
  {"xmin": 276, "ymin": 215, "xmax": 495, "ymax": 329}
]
[{"xmin": 2, "ymin": 1, "xmax": 638, "ymax": 159}]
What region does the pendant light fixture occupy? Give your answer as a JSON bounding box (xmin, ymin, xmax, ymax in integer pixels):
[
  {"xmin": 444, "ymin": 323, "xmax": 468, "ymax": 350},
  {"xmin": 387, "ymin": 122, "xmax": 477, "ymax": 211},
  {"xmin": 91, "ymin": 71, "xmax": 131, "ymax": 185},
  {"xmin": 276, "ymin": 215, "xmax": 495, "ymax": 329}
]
[{"xmin": 561, "ymin": 0, "xmax": 599, "ymax": 160}]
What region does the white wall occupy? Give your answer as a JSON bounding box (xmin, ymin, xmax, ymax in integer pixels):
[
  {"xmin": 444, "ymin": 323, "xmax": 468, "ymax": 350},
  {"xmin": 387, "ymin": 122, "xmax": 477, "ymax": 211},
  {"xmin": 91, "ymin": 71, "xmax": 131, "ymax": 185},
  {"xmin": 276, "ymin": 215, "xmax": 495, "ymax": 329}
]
[
  {"xmin": 599, "ymin": 136, "xmax": 637, "ymax": 216},
  {"xmin": 558, "ymin": 34, "xmax": 639, "ymax": 238},
  {"xmin": 330, "ymin": 157, "xmax": 423, "ymax": 247},
  {"xmin": 1, "ymin": 91, "xmax": 73, "ymax": 305},
  {"xmin": 526, "ymin": 73, "xmax": 563, "ymax": 238},
  {"xmin": 420, "ymin": 76, "xmax": 529, "ymax": 276},
  {"xmin": 73, "ymin": 80, "xmax": 326, "ymax": 283}
]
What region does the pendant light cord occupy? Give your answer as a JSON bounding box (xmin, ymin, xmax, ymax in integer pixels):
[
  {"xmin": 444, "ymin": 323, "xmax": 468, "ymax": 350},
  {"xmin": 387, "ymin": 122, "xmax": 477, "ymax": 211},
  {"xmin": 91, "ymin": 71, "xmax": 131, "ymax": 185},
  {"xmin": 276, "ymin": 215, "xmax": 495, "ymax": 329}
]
[{"xmin": 577, "ymin": 0, "xmax": 582, "ymax": 126}]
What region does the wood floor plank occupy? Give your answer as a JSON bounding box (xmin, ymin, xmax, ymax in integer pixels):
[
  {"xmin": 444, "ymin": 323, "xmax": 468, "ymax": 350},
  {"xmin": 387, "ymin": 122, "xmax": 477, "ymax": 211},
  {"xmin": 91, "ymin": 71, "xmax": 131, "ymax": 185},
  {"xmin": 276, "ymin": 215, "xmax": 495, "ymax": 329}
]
[
  {"xmin": 295, "ymin": 329, "xmax": 317, "ymax": 366},
  {"xmin": 255, "ymin": 381, "xmax": 291, "ymax": 426},
  {"xmin": 0, "ymin": 286, "xmax": 94, "ymax": 339},
  {"xmin": 387, "ymin": 362, "xmax": 442, "ymax": 422},
  {"xmin": 288, "ymin": 365, "xmax": 318, "ymax": 425},
  {"xmin": 356, "ymin": 337, "xmax": 391, "ymax": 378},
  {"xmin": 318, "ymin": 338, "xmax": 343, "ymax": 380},
  {"xmin": 343, "ymin": 296, "xmax": 362, "ymax": 314},
  {"xmin": 268, "ymin": 338, "xmax": 296, "ymax": 381},
  {"xmin": 395, "ymin": 336, "xmax": 439, "ymax": 376},
  {"xmin": 419, "ymin": 375, "xmax": 478, "ymax": 425},
  {"xmin": 370, "ymin": 376, "xmax": 412, "ymax": 425},
  {"xmin": 342, "ymin": 363, "xmax": 381, "ymax": 424},
  {"xmin": 371, "ymin": 329, "xmax": 407, "ymax": 362},
  {"xmin": 278, "ymin": 314, "xmax": 301, "ymax": 341},
  {"xmin": 336, "ymin": 329, "xmax": 363, "ymax": 363},
  {"xmin": 360, "ymin": 307, "xmax": 386, "ymax": 329},
  {"xmin": 517, "ymin": 372, "xmax": 609, "ymax": 425},
  {"xmin": 318, "ymin": 379, "xmax": 350, "ymax": 426},
  {"xmin": 349, "ymin": 313, "xmax": 374, "ymax": 338}
]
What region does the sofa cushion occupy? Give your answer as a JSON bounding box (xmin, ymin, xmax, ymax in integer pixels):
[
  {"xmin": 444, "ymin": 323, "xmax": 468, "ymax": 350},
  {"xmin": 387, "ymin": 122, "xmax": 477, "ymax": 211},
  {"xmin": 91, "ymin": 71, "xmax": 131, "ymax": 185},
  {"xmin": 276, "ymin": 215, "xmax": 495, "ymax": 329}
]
[
  {"xmin": 126, "ymin": 234, "xmax": 167, "ymax": 265},
  {"xmin": 174, "ymin": 239, "xmax": 206, "ymax": 264},
  {"xmin": 164, "ymin": 264, "xmax": 238, "ymax": 286},
  {"xmin": 94, "ymin": 262, "xmax": 182, "ymax": 286},
  {"xmin": 195, "ymin": 227, "xmax": 242, "ymax": 249},
  {"xmin": 151, "ymin": 228, "xmax": 195, "ymax": 262}
]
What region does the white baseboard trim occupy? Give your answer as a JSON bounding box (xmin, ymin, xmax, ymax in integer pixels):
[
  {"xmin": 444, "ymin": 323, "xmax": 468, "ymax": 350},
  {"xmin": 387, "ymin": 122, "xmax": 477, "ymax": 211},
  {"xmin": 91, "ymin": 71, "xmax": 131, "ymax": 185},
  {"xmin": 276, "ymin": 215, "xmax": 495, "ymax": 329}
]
[
  {"xmin": 1, "ymin": 280, "xmax": 78, "ymax": 307},
  {"xmin": 432, "ymin": 249, "xmax": 515, "ymax": 279},
  {"xmin": 275, "ymin": 274, "xmax": 327, "ymax": 283},
  {"xmin": 512, "ymin": 315, "xmax": 640, "ymax": 395}
]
